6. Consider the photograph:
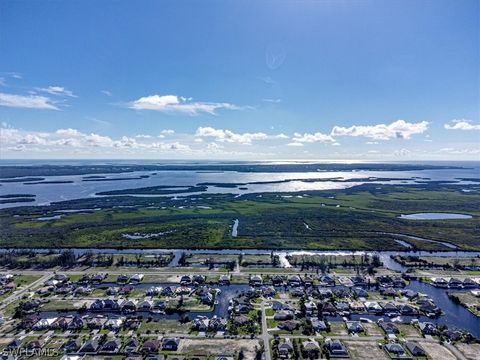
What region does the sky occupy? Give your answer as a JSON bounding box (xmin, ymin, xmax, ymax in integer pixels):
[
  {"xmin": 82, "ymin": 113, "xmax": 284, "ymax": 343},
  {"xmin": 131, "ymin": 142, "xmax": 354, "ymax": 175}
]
[{"xmin": 0, "ymin": 0, "xmax": 479, "ymax": 160}]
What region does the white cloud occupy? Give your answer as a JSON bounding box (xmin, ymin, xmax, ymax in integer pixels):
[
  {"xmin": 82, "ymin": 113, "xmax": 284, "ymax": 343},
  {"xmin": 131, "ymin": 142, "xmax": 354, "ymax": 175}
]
[
  {"xmin": 444, "ymin": 119, "xmax": 480, "ymax": 131},
  {"xmin": 149, "ymin": 141, "xmax": 191, "ymax": 152},
  {"xmin": 101, "ymin": 90, "xmax": 112, "ymax": 96},
  {"xmin": 85, "ymin": 133, "xmax": 115, "ymax": 147},
  {"xmin": 37, "ymin": 86, "xmax": 77, "ymax": 98},
  {"xmin": 195, "ymin": 127, "xmax": 269, "ymax": 145},
  {"xmin": 291, "ymin": 132, "xmax": 336, "ymax": 144},
  {"xmin": 135, "ymin": 134, "xmax": 153, "ymax": 139},
  {"xmin": 0, "ymin": 125, "xmax": 195, "ymax": 154},
  {"xmin": 287, "ymin": 142, "xmax": 304, "ymax": 147},
  {"xmin": 207, "ymin": 142, "xmax": 223, "ymax": 151},
  {"xmin": 439, "ymin": 147, "xmax": 480, "ymax": 155},
  {"xmin": 0, "ymin": 92, "xmax": 59, "ymax": 110},
  {"xmin": 262, "ymin": 98, "xmax": 281, "ymax": 103},
  {"xmin": 161, "ymin": 129, "xmax": 175, "ymax": 135},
  {"xmin": 18, "ymin": 134, "xmax": 47, "ymax": 145},
  {"xmin": 56, "ymin": 128, "xmax": 83, "ymax": 136},
  {"xmin": 129, "ymin": 94, "xmax": 239, "ymax": 115},
  {"xmin": 331, "ymin": 120, "xmax": 429, "ymax": 140},
  {"xmin": 394, "ymin": 148, "xmax": 411, "ymax": 157}
]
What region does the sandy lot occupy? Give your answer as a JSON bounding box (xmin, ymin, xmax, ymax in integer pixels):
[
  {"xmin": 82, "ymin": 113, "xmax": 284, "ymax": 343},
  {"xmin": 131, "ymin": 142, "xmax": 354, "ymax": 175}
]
[
  {"xmin": 455, "ymin": 343, "xmax": 480, "ymax": 360},
  {"xmin": 363, "ymin": 322, "xmax": 383, "ymax": 336},
  {"xmin": 419, "ymin": 341, "xmax": 456, "ymax": 360},
  {"xmin": 344, "ymin": 340, "xmax": 389, "ymax": 360},
  {"xmin": 329, "ymin": 321, "xmax": 348, "ymax": 336},
  {"xmin": 178, "ymin": 338, "xmax": 261, "ymax": 359},
  {"xmin": 396, "ymin": 323, "xmax": 421, "ymax": 337}
]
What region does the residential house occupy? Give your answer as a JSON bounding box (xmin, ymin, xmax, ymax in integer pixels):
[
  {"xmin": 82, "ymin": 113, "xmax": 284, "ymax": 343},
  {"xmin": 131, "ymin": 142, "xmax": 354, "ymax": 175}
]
[
  {"xmin": 384, "ymin": 343, "xmax": 408, "ymax": 358},
  {"xmin": 448, "ymin": 278, "xmax": 463, "ymax": 289},
  {"xmin": 277, "ymin": 320, "xmax": 299, "ymax": 332},
  {"xmin": 142, "ymin": 340, "xmax": 161, "ymax": 353},
  {"xmin": 302, "ymin": 340, "xmax": 320, "ymax": 355},
  {"xmin": 405, "ymin": 342, "xmax": 425, "ymax": 357},
  {"xmin": 305, "ymin": 301, "xmax": 317, "ymax": 316},
  {"xmin": 303, "ymin": 275, "xmax": 314, "ymax": 287},
  {"xmin": 68, "ymin": 316, "xmax": 85, "ymax": 330},
  {"xmin": 63, "ymin": 338, "xmax": 81, "ymax": 353},
  {"xmin": 379, "ymin": 321, "xmax": 399, "ymax": 335},
  {"xmin": 219, "ymin": 274, "xmax": 231, "ymax": 285},
  {"xmin": 365, "ymin": 301, "xmax": 383, "ymax": 314},
  {"xmin": 101, "ymin": 338, "xmax": 122, "ymax": 352},
  {"xmin": 311, "ymin": 319, "xmax": 328, "ymax": 332},
  {"xmin": 121, "ymin": 299, "xmax": 137, "ymax": 313},
  {"xmin": 233, "ymin": 315, "xmax": 251, "ymax": 326},
  {"xmin": 432, "ymin": 278, "xmax": 448, "ymax": 288},
  {"xmin": 105, "ymin": 317, "xmax": 124, "ymax": 331},
  {"xmin": 147, "ymin": 286, "xmax": 163, "ymax": 296},
  {"xmin": 444, "ymin": 329, "xmax": 463, "ymax": 342},
  {"xmin": 161, "ymin": 338, "xmax": 180, "ymax": 351},
  {"xmin": 124, "ymin": 337, "xmax": 140, "ymax": 354},
  {"xmin": 193, "ymin": 275, "xmax": 206, "ymax": 284},
  {"xmin": 346, "ymin": 321, "xmax": 364, "ymax": 334},
  {"xmin": 80, "ymin": 339, "xmax": 100, "ymax": 354},
  {"xmin": 324, "ymin": 338, "xmax": 349, "ymax": 358},
  {"xmin": 180, "ymin": 275, "xmax": 193, "ymax": 286},
  {"xmin": 399, "ymin": 304, "xmax": 417, "ymax": 316},
  {"xmin": 319, "ymin": 274, "xmax": 335, "ymax": 287},
  {"xmin": 129, "ymin": 273, "xmax": 144, "ymax": 284},
  {"xmin": 117, "ymin": 274, "xmax": 129, "ymax": 284},
  {"xmin": 271, "ymin": 275, "xmax": 284, "ymax": 286},
  {"xmin": 287, "ymin": 275, "xmax": 302, "ymax": 287},
  {"xmin": 419, "ymin": 322, "xmax": 438, "ymax": 335},
  {"xmin": 278, "ymin": 341, "xmax": 293, "ymax": 358},
  {"xmin": 209, "ymin": 316, "xmax": 227, "ymax": 332},
  {"xmin": 138, "ymin": 300, "xmax": 153, "ymax": 312},
  {"xmin": 249, "ymin": 275, "xmax": 263, "ymax": 286},
  {"xmin": 274, "ymin": 310, "xmax": 294, "ymax": 321}
]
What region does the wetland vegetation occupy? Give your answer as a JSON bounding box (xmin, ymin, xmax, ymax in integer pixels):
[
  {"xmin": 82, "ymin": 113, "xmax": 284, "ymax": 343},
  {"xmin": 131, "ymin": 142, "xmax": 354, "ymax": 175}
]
[{"xmin": 0, "ymin": 183, "xmax": 478, "ymax": 251}]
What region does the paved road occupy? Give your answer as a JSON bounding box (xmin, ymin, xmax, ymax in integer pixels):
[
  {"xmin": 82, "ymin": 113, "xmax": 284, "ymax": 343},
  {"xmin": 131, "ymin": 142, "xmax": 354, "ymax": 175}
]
[
  {"xmin": 0, "ymin": 273, "xmax": 51, "ymax": 311},
  {"xmin": 444, "ymin": 343, "xmax": 467, "ymax": 360},
  {"xmin": 260, "ymin": 301, "xmax": 272, "ymax": 360}
]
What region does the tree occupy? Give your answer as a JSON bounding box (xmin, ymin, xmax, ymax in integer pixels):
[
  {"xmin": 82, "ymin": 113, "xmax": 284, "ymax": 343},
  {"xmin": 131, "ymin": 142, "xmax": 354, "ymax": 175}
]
[{"xmin": 237, "ymin": 350, "xmax": 245, "ymax": 360}]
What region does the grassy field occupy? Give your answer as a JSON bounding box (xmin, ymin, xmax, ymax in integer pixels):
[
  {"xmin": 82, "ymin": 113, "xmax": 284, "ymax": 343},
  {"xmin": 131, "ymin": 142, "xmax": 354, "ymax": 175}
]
[{"xmin": 0, "ymin": 184, "xmax": 478, "ymax": 250}]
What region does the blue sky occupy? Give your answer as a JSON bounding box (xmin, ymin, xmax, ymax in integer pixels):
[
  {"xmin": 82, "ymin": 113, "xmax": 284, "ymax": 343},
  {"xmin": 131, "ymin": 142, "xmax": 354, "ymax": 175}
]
[{"xmin": 0, "ymin": 0, "xmax": 478, "ymax": 160}]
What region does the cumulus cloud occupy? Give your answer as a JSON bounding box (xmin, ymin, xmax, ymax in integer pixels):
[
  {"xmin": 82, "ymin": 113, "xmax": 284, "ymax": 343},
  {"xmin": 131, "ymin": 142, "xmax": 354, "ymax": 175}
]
[
  {"xmin": 56, "ymin": 128, "xmax": 83, "ymax": 136},
  {"xmin": 444, "ymin": 119, "xmax": 480, "ymax": 131},
  {"xmin": 394, "ymin": 148, "xmax": 411, "ymax": 157},
  {"xmin": 0, "ymin": 125, "xmax": 193, "ymax": 154},
  {"xmin": 129, "ymin": 94, "xmax": 239, "ymax": 115},
  {"xmin": 439, "ymin": 147, "xmax": 480, "ymax": 155},
  {"xmin": 0, "ymin": 92, "xmax": 59, "ymax": 109},
  {"xmin": 331, "ymin": 120, "xmax": 429, "ymax": 140},
  {"xmin": 287, "ymin": 142, "xmax": 304, "ymax": 147},
  {"xmin": 291, "ymin": 131, "xmax": 336, "ymax": 144},
  {"xmin": 195, "ymin": 127, "xmax": 269, "ymax": 144},
  {"xmin": 37, "ymin": 86, "xmax": 77, "ymax": 98}
]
